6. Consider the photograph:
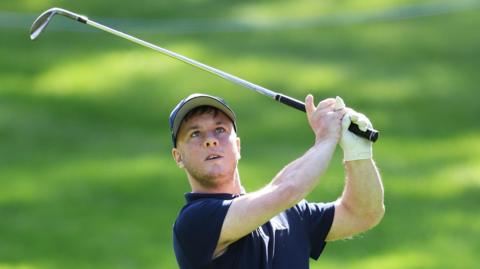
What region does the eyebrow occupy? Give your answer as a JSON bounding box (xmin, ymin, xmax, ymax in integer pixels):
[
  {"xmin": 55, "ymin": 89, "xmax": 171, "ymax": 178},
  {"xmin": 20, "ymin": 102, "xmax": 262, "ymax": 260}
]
[
  {"xmin": 183, "ymin": 120, "xmax": 229, "ymax": 133},
  {"xmin": 185, "ymin": 125, "xmax": 200, "ymax": 132}
]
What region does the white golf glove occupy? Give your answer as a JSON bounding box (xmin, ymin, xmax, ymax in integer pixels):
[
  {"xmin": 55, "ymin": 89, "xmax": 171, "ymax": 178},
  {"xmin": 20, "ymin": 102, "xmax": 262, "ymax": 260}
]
[{"xmin": 335, "ymin": 97, "xmax": 373, "ymax": 161}]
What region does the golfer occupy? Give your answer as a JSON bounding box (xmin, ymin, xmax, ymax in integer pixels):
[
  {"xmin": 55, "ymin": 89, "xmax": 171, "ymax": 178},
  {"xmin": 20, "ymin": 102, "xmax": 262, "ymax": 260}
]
[{"xmin": 170, "ymin": 93, "xmax": 384, "ymax": 269}]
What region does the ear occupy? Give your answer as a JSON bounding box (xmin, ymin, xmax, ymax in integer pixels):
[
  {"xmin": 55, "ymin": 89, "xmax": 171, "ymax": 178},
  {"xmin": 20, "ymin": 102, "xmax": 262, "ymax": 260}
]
[
  {"xmin": 172, "ymin": 148, "xmax": 184, "ymax": 168},
  {"xmin": 236, "ymin": 137, "xmax": 241, "ymax": 160}
]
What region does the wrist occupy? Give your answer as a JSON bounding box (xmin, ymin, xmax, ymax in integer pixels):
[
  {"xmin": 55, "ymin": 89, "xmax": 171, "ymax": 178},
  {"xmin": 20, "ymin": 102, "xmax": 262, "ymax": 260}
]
[
  {"xmin": 314, "ymin": 136, "xmax": 338, "ymax": 148},
  {"xmin": 343, "ymin": 147, "xmax": 372, "ymax": 161},
  {"xmin": 344, "ymin": 158, "xmax": 373, "ymax": 165}
]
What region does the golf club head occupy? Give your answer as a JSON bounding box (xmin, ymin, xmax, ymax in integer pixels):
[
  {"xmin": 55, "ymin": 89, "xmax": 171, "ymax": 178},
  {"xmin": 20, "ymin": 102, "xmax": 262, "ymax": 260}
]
[{"xmin": 30, "ymin": 7, "xmax": 87, "ymax": 40}]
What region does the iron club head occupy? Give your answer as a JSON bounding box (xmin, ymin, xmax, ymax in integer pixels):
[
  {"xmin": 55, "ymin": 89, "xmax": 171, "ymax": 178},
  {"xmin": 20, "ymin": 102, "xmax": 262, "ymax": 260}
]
[{"xmin": 30, "ymin": 7, "xmax": 88, "ymax": 40}]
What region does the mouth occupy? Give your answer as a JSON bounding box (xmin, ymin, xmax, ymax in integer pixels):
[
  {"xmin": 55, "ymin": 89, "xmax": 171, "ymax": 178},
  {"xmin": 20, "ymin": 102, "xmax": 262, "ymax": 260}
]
[{"xmin": 205, "ymin": 154, "xmax": 223, "ymax": 161}]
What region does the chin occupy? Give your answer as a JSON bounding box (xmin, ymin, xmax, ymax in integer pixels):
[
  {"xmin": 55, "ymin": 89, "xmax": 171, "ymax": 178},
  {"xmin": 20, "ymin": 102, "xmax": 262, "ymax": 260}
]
[
  {"xmin": 193, "ymin": 175, "xmax": 225, "ymax": 189},
  {"xmin": 194, "ymin": 169, "xmax": 231, "ymax": 188},
  {"xmin": 204, "ymin": 170, "xmax": 228, "ymax": 182},
  {"xmin": 187, "ymin": 161, "xmax": 236, "ymax": 187}
]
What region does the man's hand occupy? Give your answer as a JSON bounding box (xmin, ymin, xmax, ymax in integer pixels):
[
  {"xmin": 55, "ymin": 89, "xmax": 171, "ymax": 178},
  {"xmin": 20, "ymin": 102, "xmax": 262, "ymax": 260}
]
[
  {"xmin": 305, "ymin": 95, "xmax": 345, "ymax": 144},
  {"xmin": 339, "ymin": 107, "xmax": 373, "ymax": 161}
]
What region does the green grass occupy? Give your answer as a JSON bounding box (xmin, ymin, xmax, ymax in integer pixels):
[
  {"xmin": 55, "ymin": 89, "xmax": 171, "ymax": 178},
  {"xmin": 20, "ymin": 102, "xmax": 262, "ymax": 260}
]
[{"xmin": 1, "ymin": 1, "xmax": 480, "ymax": 268}]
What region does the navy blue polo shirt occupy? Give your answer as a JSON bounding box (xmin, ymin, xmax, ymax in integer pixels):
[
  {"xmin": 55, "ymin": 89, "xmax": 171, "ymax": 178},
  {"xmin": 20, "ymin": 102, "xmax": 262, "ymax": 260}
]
[{"xmin": 173, "ymin": 192, "xmax": 335, "ymax": 269}]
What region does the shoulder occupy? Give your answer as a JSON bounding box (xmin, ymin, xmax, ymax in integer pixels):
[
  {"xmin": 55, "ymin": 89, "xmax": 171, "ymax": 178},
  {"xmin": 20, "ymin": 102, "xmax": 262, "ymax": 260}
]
[
  {"xmin": 173, "ymin": 197, "xmax": 235, "ymax": 267},
  {"xmin": 175, "ymin": 198, "xmax": 233, "ymax": 232},
  {"xmin": 284, "ymin": 200, "xmax": 335, "ymax": 224}
]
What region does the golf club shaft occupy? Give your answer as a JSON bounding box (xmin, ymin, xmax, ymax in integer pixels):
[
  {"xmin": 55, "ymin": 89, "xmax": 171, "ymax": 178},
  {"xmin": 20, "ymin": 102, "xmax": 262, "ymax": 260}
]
[
  {"xmin": 87, "ymin": 20, "xmax": 276, "ymax": 99},
  {"xmin": 37, "ymin": 9, "xmax": 379, "ymax": 142}
]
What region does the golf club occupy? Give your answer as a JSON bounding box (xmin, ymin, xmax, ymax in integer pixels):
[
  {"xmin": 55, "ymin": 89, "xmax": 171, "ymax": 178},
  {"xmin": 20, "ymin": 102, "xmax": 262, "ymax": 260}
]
[{"xmin": 30, "ymin": 7, "xmax": 379, "ymax": 142}]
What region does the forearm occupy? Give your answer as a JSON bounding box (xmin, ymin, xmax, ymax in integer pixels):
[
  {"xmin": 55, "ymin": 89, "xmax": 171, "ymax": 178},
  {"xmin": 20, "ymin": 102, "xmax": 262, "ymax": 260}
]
[
  {"xmin": 340, "ymin": 159, "xmax": 384, "ymax": 218},
  {"xmin": 270, "ymin": 139, "xmax": 338, "ymax": 207},
  {"xmin": 219, "ymin": 139, "xmax": 338, "ymax": 247}
]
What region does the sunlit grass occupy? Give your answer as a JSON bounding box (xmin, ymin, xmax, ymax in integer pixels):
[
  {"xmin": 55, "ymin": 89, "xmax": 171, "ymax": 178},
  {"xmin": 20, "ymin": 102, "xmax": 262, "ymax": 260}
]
[
  {"xmin": 333, "ymin": 250, "xmax": 437, "ymax": 269},
  {"xmin": 33, "ymin": 50, "xmax": 181, "ymax": 96},
  {"xmin": 31, "ymin": 43, "xmax": 348, "ymax": 100},
  {"xmin": 0, "ymin": 0, "xmax": 55, "ymax": 12},
  {"xmin": 230, "ymin": 0, "xmax": 439, "ymax": 20},
  {"xmin": 0, "ymin": 153, "xmax": 174, "ymax": 203},
  {"xmin": 0, "ymin": 264, "xmax": 42, "ymax": 269}
]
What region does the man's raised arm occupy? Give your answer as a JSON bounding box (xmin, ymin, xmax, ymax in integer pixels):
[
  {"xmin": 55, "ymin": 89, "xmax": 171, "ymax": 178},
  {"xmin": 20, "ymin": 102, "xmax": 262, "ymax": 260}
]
[
  {"xmin": 215, "ymin": 95, "xmax": 345, "ymax": 255},
  {"xmin": 327, "ymin": 108, "xmax": 385, "ymax": 241}
]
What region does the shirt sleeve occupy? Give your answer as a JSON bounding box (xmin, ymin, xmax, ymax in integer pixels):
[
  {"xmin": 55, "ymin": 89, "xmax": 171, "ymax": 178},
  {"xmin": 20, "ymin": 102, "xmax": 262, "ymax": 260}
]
[
  {"xmin": 173, "ymin": 199, "xmax": 233, "ymax": 268},
  {"xmin": 297, "ymin": 200, "xmax": 335, "ymax": 260}
]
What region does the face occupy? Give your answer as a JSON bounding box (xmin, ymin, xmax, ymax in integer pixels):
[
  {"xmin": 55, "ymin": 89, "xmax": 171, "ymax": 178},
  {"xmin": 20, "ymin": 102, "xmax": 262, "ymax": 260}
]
[{"xmin": 172, "ymin": 110, "xmax": 241, "ymax": 188}]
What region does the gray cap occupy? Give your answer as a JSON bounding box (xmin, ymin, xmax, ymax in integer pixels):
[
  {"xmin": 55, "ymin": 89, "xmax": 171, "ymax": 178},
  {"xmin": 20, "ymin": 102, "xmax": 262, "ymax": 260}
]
[{"xmin": 169, "ymin": 93, "xmax": 237, "ymax": 147}]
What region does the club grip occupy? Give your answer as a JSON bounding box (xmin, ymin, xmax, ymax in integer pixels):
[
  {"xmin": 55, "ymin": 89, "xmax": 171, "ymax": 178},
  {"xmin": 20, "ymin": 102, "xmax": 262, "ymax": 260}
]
[
  {"xmin": 275, "ymin": 94, "xmax": 306, "ymax": 112},
  {"xmin": 275, "ymin": 94, "xmax": 379, "ymax": 142}
]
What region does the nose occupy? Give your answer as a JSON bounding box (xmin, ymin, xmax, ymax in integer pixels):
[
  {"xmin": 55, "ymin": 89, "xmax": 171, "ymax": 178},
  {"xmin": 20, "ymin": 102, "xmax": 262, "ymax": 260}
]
[{"xmin": 204, "ymin": 135, "xmax": 219, "ymax": 148}]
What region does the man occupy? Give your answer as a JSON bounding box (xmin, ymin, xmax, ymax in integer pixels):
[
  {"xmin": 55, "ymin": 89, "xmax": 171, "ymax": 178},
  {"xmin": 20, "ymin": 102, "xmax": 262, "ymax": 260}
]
[{"xmin": 170, "ymin": 93, "xmax": 384, "ymax": 269}]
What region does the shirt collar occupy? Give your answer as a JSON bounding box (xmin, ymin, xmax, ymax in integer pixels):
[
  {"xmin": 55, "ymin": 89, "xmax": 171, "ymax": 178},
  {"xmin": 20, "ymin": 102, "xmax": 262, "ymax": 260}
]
[{"xmin": 185, "ymin": 192, "xmax": 242, "ymax": 203}]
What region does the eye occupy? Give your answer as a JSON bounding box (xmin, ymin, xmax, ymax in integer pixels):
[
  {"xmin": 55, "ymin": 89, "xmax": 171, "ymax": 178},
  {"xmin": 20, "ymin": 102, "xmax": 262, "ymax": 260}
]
[
  {"xmin": 190, "ymin": 131, "xmax": 200, "ymax": 138},
  {"xmin": 215, "ymin": 127, "xmax": 226, "ymax": 134}
]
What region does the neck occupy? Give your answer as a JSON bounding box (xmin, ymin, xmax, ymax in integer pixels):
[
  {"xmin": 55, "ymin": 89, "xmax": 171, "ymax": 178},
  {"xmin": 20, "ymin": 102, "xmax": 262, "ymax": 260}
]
[{"xmin": 189, "ymin": 169, "xmax": 244, "ymax": 195}]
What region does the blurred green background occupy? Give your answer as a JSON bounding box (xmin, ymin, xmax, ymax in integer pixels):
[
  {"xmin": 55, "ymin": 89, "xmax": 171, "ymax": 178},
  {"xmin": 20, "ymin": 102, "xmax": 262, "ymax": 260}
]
[{"xmin": 1, "ymin": 0, "xmax": 479, "ymax": 268}]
